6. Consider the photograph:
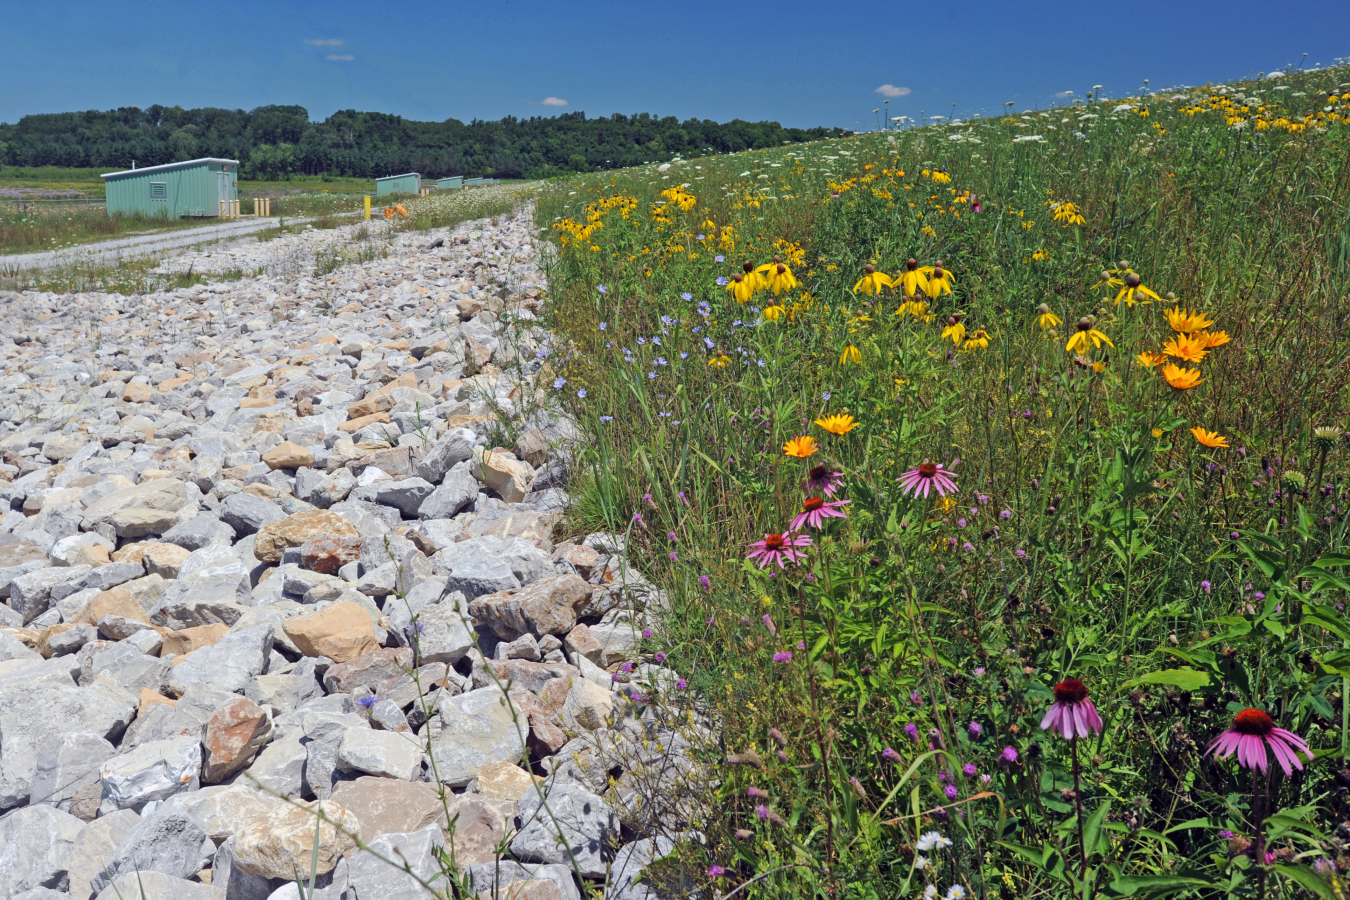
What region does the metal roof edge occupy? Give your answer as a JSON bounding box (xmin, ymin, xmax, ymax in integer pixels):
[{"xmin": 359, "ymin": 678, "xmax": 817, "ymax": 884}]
[
  {"xmin": 376, "ymin": 172, "xmax": 421, "ymax": 180},
  {"xmin": 101, "ymin": 158, "xmax": 241, "ymax": 179}
]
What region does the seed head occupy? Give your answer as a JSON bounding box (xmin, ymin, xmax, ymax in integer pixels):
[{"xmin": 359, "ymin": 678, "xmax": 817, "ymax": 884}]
[{"xmin": 1314, "ymin": 425, "xmax": 1344, "ymax": 454}]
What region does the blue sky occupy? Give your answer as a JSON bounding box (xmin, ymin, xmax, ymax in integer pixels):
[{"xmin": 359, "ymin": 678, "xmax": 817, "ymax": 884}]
[{"xmin": 4, "ymin": 0, "xmax": 1348, "ymax": 129}]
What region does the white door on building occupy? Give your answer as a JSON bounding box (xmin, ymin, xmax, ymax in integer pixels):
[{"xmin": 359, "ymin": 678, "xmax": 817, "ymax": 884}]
[{"xmin": 218, "ymin": 172, "xmax": 229, "ymax": 204}]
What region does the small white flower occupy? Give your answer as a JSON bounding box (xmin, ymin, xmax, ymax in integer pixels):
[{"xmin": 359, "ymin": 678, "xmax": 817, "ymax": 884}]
[
  {"xmin": 946, "ymin": 886, "xmax": 968, "ymax": 900},
  {"xmin": 914, "ymin": 855, "xmax": 930, "ymax": 870},
  {"xmin": 916, "ymin": 830, "xmax": 952, "ymax": 852},
  {"xmin": 923, "ymin": 886, "xmax": 939, "ymax": 899}
]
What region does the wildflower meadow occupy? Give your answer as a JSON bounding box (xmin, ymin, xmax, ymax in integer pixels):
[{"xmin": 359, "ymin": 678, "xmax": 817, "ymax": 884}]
[{"xmin": 536, "ymin": 63, "xmax": 1350, "ymax": 899}]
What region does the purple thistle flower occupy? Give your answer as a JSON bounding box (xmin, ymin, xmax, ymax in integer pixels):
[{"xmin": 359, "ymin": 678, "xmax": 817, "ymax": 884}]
[
  {"xmin": 1000, "ymin": 746, "xmax": 1018, "ymax": 764},
  {"xmin": 698, "ymin": 575, "xmax": 711, "ymax": 591},
  {"xmin": 748, "ymin": 786, "xmax": 768, "ymax": 798},
  {"xmin": 1201, "ymin": 580, "xmax": 1212, "ymax": 594},
  {"xmin": 642, "ymin": 628, "xmax": 653, "ymax": 639},
  {"xmin": 944, "ymin": 784, "xmax": 959, "ymax": 800},
  {"xmin": 676, "ymin": 677, "xmax": 687, "ymax": 689},
  {"xmin": 968, "ymin": 721, "xmax": 982, "ymax": 737},
  {"xmin": 708, "ymin": 864, "xmax": 725, "ymax": 878},
  {"xmin": 1001, "ymin": 509, "xmax": 1012, "ymax": 519},
  {"xmin": 772, "ymin": 651, "xmax": 793, "ymax": 663},
  {"xmin": 904, "ymin": 722, "xmax": 920, "ymax": 742},
  {"xmin": 962, "ymin": 763, "xmax": 977, "ymax": 777},
  {"xmin": 755, "ymin": 804, "xmax": 769, "ymax": 819},
  {"xmin": 654, "ymin": 652, "xmax": 666, "ymax": 663}
]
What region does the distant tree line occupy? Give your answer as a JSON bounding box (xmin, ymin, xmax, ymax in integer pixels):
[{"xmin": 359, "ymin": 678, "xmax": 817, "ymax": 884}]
[{"xmin": 0, "ymin": 104, "xmax": 846, "ymax": 179}]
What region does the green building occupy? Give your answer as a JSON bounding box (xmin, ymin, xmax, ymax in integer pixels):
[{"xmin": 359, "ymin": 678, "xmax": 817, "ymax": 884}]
[
  {"xmin": 375, "ymin": 173, "xmax": 421, "ymax": 196},
  {"xmin": 436, "ymin": 176, "xmax": 463, "ymax": 190},
  {"xmin": 101, "ymin": 158, "xmax": 238, "ymax": 218}
]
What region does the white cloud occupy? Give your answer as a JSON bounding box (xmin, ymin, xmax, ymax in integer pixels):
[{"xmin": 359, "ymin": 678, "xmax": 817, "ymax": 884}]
[
  {"xmin": 541, "ymin": 97, "xmax": 568, "ymax": 107},
  {"xmin": 326, "ymin": 54, "xmax": 355, "ymax": 61},
  {"xmin": 1055, "ymin": 90, "xmax": 1074, "ymax": 98},
  {"xmin": 875, "ymin": 84, "xmax": 912, "ymax": 98},
  {"xmin": 305, "ymin": 38, "xmax": 345, "ymax": 46}
]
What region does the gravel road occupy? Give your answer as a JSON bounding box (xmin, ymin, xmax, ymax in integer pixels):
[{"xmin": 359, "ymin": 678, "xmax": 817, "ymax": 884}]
[{"xmin": 2, "ymin": 217, "xmax": 290, "ymax": 271}]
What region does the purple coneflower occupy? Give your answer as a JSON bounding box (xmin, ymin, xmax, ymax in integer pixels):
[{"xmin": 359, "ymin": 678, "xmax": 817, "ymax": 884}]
[
  {"xmin": 897, "ymin": 461, "xmax": 959, "ymax": 499},
  {"xmin": 803, "ymin": 464, "xmax": 845, "ymax": 497},
  {"xmin": 746, "ymin": 531, "xmax": 812, "ymax": 569},
  {"xmin": 1041, "ymin": 679, "xmax": 1104, "ymax": 740},
  {"xmin": 790, "ymin": 496, "xmax": 850, "ymax": 531},
  {"xmin": 1207, "ymin": 708, "xmax": 1312, "ymax": 776}
]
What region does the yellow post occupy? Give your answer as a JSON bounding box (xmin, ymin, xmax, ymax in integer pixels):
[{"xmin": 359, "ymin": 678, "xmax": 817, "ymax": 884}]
[
  {"xmin": 266, "ymin": 198, "xmax": 271, "ymax": 216},
  {"xmin": 364, "ymin": 195, "xmax": 371, "ymax": 219},
  {"xmin": 220, "ymin": 200, "xmax": 226, "ymax": 218}
]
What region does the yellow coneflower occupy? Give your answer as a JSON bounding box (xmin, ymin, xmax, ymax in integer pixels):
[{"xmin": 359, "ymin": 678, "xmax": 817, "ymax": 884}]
[
  {"xmin": 940, "ymin": 316, "xmax": 966, "ymax": 346},
  {"xmin": 1162, "ymin": 334, "xmax": 1208, "ymax": 364},
  {"xmin": 1190, "ymin": 427, "xmax": 1228, "ymax": 449},
  {"xmin": 922, "ymin": 261, "xmax": 955, "ymax": 299},
  {"xmin": 1065, "ymin": 318, "xmax": 1113, "ymax": 353},
  {"xmin": 839, "ymin": 345, "xmax": 862, "ymax": 365},
  {"xmin": 961, "ymin": 329, "xmax": 991, "ymax": 352},
  {"xmin": 1162, "ymin": 363, "xmax": 1204, "ymax": 390},
  {"xmin": 896, "ymin": 258, "xmax": 929, "ymax": 298},
  {"xmin": 762, "ymin": 306, "xmax": 785, "ymax": 322},
  {"xmin": 815, "ymin": 414, "xmax": 860, "ymax": 435},
  {"xmin": 1197, "ymin": 330, "xmax": 1231, "ymax": 349},
  {"xmin": 764, "ymin": 261, "xmax": 800, "ymax": 296},
  {"xmin": 709, "ymin": 355, "xmax": 731, "ymax": 368},
  {"xmin": 1114, "ymin": 273, "xmax": 1162, "ymax": 307},
  {"xmin": 853, "ymin": 265, "xmax": 894, "ymax": 296},
  {"xmin": 897, "ymin": 299, "xmax": 932, "ymax": 321},
  {"xmin": 1052, "ymin": 201, "xmax": 1086, "ymax": 226},
  {"xmin": 727, "ymin": 271, "xmax": 757, "ymax": 303},
  {"xmin": 1135, "ymin": 351, "xmax": 1167, "ymax": 368},
  {"xmin": 783, "ymin": 435, "xmax": 818, "ymax": 458},
  {"xmin": 1091, "ymin": 361, "xmax": 1107, "ymax": 373},
  {"xmin": 930, "ymin": 171, "xmax": 952, "ymax": 185},
  {"xmin": 1164, "ymin": 307, "xmax": 1215, "ymax": 334},
  {"xmin": 1035, "ymin": 303, "xmax": 1062, "ymax": 330}
]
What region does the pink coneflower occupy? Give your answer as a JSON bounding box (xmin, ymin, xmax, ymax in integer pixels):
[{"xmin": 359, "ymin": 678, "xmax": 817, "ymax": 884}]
[
  {"xmin": 746, "ymin": 531, "xmax": 812, "ymax": 569},
  {"xmin": 1040, "ymin": 679, "xmax": 1104, "ymax": 740},
  {"xmin": 790, "ymin": 496, "xmax": 850, "ymax": 531},
  {"xmin": 897, "ymin": 461, "xmax": 959, "ymax": 499},
  {"xmin": 803, "ymin": 464, "xmax": 845, "ymax": 497},
  {"xmin": 1207, "ymin": 708, "xmax": 1312, "ymax": 776}
]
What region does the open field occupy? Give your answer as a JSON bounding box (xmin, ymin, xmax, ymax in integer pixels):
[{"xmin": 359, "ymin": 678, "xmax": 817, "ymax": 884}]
[{"xmin": 538, "ymin": 64, "xmax": 1350, "ymax": 898}]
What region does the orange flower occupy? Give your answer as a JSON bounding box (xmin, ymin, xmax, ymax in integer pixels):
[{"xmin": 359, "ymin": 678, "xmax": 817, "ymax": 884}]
[
  {"xmin": 1163, "ymin": 334, "xmax": 1208, "ymax": 364},
  {"xmin": 1165, "ymin": 307, "xmax": 1215, "ymax": 333},
  {"xmin": 815, "ymin": 414, "xmax": 860, "ymax": 435},
  {"xmin": 1197, "ymin": 330, "xmax": 1231, "ymax": 349},
  {"xmin": 1135, "ymin": 351, "xmax": 1167, "ymax": 368},
  {"xmin": 783, "ymin": 436, "xmax": 819, "ymax": 458},
  {"xmin": 1190, "ymin": 427, "xmax": 1228, "ymax": 449},
  {"xmin": 1162, "ymin": 363, "xmax": 1204, "ymax": 390}
]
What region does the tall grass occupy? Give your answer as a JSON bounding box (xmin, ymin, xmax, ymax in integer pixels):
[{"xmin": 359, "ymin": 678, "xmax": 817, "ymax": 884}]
[{"xmin": 538, "ymin": 66, "xmax": 1350, "ymax": 898}]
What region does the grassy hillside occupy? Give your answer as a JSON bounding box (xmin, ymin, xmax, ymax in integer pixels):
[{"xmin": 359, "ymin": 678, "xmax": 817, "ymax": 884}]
[{"xmin": 538, "ymin": 66, "xmax": 1350, "ymax": 898}]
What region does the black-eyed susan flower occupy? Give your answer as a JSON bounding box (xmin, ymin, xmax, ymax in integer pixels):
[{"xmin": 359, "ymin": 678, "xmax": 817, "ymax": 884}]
[
  {"xmin": 1190, "ymin": 427, "xmax": 1228, "ymax": 448},
  {"xmin": 1114, "ymin": 273, "xmax": 1162, "ymax": 307},
  {"xmin": 839, "ymin": 345, "xmax": 862, "ymax": 365},
  {"xmin": 896, "ymin": 258, "xmax": 929, "ymax": 298},
  {"xmin": 1035, "ymin": 303, "xmax": 1061, "ymax": 330},
  {"xmin": 815, "ymin": 414, "xmax": 860, "ymax": 435},
  {"xmin": 940, "ymin": 316, "xmax": 965, "ymax": 346},
  {"xmin": 1065, "ymin": 318, "xmax": 1113, "ymax": 353},
  {"xmin": 1162, "ymin": 363, "xmax": 1203, "ymax": 390},
  {"xmin": 853, "ymin": 264, "xmax": 894, "ymax": 296},
  {"xmin": 1162, "ymin": 334, "xmax": 1208, "ymax": 364},
  {"xmin": 783, "ymin": 435, "xmax": 819, "ymax": 458},
  {"xmin": 709, "ymin": 355, "xmax": 731, "ymax": 368}
]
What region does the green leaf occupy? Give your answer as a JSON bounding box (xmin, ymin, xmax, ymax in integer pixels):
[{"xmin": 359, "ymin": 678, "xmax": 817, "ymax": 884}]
[
  {"xmin": 1311, "ymin": 552, "xmax": 1350, "ymax": 568},
  {"xmin": 1123, "ymin": 668, "xmax": 1212, "ymax": 691},
  {"xmin": 1108, "ymin": 874, "xmax": 1217, "ymax": 897},
  {"xmin": 1084, "ymin": 799, "xmax": 1111, "ymax": 858},
  {"xmin": 1270, "ymin": 864, "xmax": 1339, "ymax": 900}
]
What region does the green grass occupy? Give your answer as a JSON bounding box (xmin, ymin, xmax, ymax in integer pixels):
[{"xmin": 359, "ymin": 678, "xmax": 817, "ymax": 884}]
[{"xmin": 537, "ymin": 67, "xmax": 1350, "ymax": 899}]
